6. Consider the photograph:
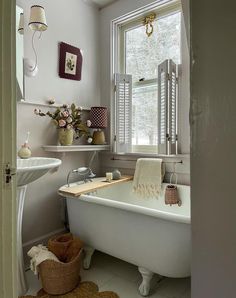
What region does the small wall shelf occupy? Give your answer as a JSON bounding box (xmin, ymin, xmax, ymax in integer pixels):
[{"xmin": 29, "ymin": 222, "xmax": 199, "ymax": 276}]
[
  {"xmin": 42, "ymin": 145, "xmax": 110, "ymax": 152},
  {"xmin": 18, "ymin": 100, "xmax": 90, "ymax": 111}
]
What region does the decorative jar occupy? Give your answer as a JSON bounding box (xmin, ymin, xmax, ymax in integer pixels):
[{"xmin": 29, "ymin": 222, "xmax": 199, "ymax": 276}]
[{"xmin": 58, "ymin": 128, "xmax": 74, "ymax": 146}]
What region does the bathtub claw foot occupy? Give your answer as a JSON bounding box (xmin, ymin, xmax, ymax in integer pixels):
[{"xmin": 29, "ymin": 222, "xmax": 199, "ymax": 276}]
[
  {"xmin": 83, "ymin": 246, "xmax": 95, "ymax": 269},
  {"xmin": 138, "ymin": 267, "xmax": 154, "ymax": 296}
]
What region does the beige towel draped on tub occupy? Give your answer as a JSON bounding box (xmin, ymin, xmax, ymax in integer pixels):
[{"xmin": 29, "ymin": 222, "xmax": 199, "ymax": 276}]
[{"xmin": 133, "ymin": 158, "xmax": 165, "ymax": 198}]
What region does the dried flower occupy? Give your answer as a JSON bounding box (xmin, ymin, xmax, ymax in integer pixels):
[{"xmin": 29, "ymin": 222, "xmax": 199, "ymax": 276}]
[
  {"xmin": 86, "ymin": 120, "xmax": 92, "ymax": 127},
  {"xmin": 87, "ymin": 137, "xmax": 93, "ymax": 144},
  {"xmin": 52, "ymin": 119, "xmax": 58, "ymax": 126},
  {"xmin": 48, "ymin": 98, "xmax": 55, "ymax": 105},
  {"xmin": 62, "ymin": 111, "xmax": 69, "ymax": 118},
  {"xmin": 66, "ymin": 116, "xmax": 73, "ymax": 123},
  {"xmin": 59, "ymin": 119, "xmax": 66, "ymax": 127},
  {"xmin": 34, "ymin": 103, "xmax": 92, "ymax": 140},
  {"xmin": 66, "ymin": 124, "xmax": 73, "ymax": 130}
]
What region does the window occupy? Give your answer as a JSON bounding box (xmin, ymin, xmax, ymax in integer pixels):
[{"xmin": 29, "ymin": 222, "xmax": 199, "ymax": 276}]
[{"xmin": 113, "ymin": 3, "xmax": 182, "ymax": 155}]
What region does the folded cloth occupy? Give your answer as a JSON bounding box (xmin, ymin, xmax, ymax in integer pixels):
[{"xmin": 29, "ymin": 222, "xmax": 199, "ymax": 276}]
[
  {"xmin": 48, "ymin": 233, "xmax": 73, "ymax": 262},
  {"xmin": 65, "ymin": 237, "xmax": 84, "ymax": 262},
  {"xmin": 133, "ymin": 158, "xmax": 164, "ymax": 198},
  {"xmin": 27, "ymin": 244, "xmax": 60, "ymax": 275},
  {"xmin": 48, "ymin": 233, "xmax": 84, "ymax": 263}
]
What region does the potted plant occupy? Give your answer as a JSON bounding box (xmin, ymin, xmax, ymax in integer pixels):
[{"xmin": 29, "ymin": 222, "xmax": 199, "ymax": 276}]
[{"xmin": 34, "ymin": 104, "xmax": 93, "ymax": 146}]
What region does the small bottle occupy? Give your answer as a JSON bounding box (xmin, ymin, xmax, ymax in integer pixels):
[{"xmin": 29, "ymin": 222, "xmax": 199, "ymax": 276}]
[
  {"xmin": 18, "ymin": 132, "xmax": 31, "ymax": 159},
  {"xmin": 18, "ymin": 143, "xmax": 31, "ymax": 159}
]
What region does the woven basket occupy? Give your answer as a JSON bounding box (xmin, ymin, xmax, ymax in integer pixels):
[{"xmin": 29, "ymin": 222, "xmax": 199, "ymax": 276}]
[
  {"xmin": 38, "ymin": 248, "xmax": 83, "ymax": 295},
  {"xmin": 165, "ymin": 185, "xmax": 180, "ymax": 206},
  {"xmin": 165, "ymin": 172, "xmax": 182, "ymax": 206}
]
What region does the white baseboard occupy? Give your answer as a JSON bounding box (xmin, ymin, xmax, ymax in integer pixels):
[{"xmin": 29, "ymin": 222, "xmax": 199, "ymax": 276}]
[{"xmin": 23, "ymin": 228, "xmax": 66, "ymax": 269}]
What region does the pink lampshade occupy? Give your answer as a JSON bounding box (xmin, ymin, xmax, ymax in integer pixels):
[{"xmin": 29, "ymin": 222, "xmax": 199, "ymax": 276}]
[{"xmin": 90, "ymin": 107, "xmax": 108, "ymax": 129}]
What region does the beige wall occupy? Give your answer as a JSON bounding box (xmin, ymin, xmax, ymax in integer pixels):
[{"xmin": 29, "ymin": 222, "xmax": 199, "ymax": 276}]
[
  {"xmin": 16, "ymin": 0, "xmax": 101, "ymax": 245},
  {"xmin": 191, "ymin": 0, "xmax": 236, "ymax": 297}
]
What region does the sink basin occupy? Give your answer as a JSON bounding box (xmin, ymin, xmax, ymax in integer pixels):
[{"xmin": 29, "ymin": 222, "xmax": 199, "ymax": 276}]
[
  {"xmin": 17, "ymin": 157, "xmax": 62, "ymax": 186},
  {"xmin": 16, "ymin": 157, "xmax": 62, "ymax": 295}
]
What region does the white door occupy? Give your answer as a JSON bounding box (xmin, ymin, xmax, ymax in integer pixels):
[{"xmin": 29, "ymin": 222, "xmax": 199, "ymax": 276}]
[{"xmin": 0, "ymin": 0, "xmax": 17, "ymax": 297}]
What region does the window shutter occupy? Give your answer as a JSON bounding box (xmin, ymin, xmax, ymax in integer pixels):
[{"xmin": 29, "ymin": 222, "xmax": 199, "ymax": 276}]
[
  {"xmin": 114, "ymin": 73, "xmax": 132, "ymax": 153},
  {"xmin": 158, "ymin": 60, "xmax": 168, "ymax": 154},
  {"xmin": 158, "ymin": 59, "xmax": 178, "ymax": 155},
  {"xmin": 168, "ymin": 60, "xmax": 178, "ymax": 155}
]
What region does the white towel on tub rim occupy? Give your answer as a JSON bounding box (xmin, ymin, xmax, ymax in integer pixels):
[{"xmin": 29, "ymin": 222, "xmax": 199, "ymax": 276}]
[{"xmin": 132, "ymin": 158, "xmax": 165, "ymax": 198}]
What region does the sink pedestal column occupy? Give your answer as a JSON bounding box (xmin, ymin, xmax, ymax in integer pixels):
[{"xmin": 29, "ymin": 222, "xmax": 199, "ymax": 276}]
[{"xmin": 17, "ymin": 185, "xmax": 28, "ymax": 296}]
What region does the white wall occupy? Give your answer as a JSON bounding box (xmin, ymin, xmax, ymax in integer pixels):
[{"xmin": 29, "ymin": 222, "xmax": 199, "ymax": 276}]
[
  {"xmin": 17, "ymin": 0, "xmax": 100, "ymax": 106},
  {"xmin": 16, "ymin": 5, "xmax": 24, "ymax": 100},
  {"xmin": 16, "ymin": 0, "xmax": 101, "ymax": 245},
  {"xmin": 191, "ymin": 1, "xmax": 236, "ymax": 297}
]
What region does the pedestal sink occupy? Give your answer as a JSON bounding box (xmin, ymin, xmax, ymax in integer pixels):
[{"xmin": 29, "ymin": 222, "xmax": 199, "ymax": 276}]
[{"xmin": 17, "ymin": 157, "xmax": 62, "ymax": 296}]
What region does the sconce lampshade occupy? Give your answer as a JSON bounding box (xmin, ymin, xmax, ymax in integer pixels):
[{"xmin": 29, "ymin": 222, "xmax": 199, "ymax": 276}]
[
  {"xmin": 28, "ymin": 5, "xmax": 48, "ymax": 31},
  {"xmin": 18, "ymin": 13, "xmax": 24, "ymax": 35},
  {"xmin": 90, "ymin": 107, "xmax": 108, "ymax": 129}
]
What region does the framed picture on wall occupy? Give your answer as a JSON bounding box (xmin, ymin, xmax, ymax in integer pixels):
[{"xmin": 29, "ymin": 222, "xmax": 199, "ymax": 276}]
[{"xmin": 59, "ymin": 42, "xmax": 83, "ymax": 81}]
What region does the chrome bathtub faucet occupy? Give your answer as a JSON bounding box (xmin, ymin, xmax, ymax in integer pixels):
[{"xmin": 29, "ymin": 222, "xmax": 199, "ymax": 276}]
[{"xmin": 66, "ymin": 167, "xmax": 96, "ymax": 187}]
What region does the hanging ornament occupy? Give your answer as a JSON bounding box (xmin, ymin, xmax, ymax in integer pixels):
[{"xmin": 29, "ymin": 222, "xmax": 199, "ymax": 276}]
[{"xmin": 143, "ymin": 13, "xmax": 156, "ymax": 37}]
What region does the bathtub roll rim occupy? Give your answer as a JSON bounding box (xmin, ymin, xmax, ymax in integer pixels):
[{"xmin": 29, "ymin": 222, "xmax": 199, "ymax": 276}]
[{"xmin": 58, "ymin": 182, "xmax": 190, "ymax": 225}]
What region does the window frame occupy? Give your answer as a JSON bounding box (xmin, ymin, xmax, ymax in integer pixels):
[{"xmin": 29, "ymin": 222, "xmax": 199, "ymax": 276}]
[
  {"xmin": 111, "ymin": 0, "xmax": 182, "ymax": 154},
  {"xmin": 119, "ymin": 3, "xmax": 182, "ymax": 82}
]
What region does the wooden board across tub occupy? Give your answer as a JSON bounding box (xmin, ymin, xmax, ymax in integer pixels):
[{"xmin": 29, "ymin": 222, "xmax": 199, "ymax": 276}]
[{"xmin": 59, "ymin": 176, "xmax": 133, "ymax": 197}]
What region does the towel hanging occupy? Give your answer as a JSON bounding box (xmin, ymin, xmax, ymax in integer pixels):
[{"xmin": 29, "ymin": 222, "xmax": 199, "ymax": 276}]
[{"xmin": 133, "ymin": 158, "xmax": 165, "ymax": 198}]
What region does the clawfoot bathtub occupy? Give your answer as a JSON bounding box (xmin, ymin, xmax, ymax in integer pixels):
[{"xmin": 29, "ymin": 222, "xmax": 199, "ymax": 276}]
[{"xmin": 59, "ymin": 179, "xmax": 190, "ymax": 296}]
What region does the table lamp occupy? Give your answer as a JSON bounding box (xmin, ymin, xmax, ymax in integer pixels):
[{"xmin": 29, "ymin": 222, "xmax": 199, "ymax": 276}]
[{"xmin": 90, "ymin": 107, "xmax": 108, "ymax": 145}]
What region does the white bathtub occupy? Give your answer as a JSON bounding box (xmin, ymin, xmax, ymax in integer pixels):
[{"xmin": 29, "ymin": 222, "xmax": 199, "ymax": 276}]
[{"xmin": 60, "ymin": 178, "xmax": 191, "ymax": 296}]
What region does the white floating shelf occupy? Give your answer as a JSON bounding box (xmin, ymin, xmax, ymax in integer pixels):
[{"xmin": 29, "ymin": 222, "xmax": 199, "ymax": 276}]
[
  {"xmin": 42, "ymin": 145, "xmax": 110, "ymax": 152},
  {"xmin": 18, "ymin": 100, "xmax": 90, "ymax": 110}
]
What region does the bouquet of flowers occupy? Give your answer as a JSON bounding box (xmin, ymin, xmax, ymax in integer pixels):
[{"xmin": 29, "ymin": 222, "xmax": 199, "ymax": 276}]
[{"xmin": 34, "ymin": 104, "xmax": 93, "ymax": 144}]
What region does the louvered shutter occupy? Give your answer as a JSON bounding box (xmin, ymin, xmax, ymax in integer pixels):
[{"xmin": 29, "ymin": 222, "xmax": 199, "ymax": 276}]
[
  {"xmin": 114, "ymin": 73, "xmax": 132, "ymax": 153},
  {"xmin": 168, "ymin": 60, "xmax": 178, "ymax": 155},
  {"xmin": 158, "ymin": 60, "xmax": 168, "ymax": 154},
  {"xmin": 158, "ymin": 59, "xmax": 178, "ymax": 155}
]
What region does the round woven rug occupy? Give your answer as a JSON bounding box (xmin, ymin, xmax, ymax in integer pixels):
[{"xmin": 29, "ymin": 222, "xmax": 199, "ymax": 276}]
[{"xmin": 19, "ymin": 281, "xmax": 119, "ymax": 298}]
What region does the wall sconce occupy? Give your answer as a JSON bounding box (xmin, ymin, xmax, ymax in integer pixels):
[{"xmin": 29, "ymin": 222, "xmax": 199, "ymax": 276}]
[
  {"xmin": 24, "ymin": 5, "xmax": 48, "ymax": 77},
  {"xmin": 18, "ymin": 13, "xmax": 24, "ymax": 35},
  {"xmin": 143, "ymin": 13, "xmax": 156, "ymax": 37},
  {"xmin": 90, "ymin": 107, "xmax": 108, "ymax": 145}
]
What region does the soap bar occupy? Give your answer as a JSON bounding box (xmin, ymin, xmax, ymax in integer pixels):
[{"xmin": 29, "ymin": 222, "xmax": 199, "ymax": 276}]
[
  {"xmin": 112, "ymin": 169, "xmax": 121, "ymax": 180},
  {"xmin": 106, "ymin": 172, "xmax": 113, "ymax": 182}
]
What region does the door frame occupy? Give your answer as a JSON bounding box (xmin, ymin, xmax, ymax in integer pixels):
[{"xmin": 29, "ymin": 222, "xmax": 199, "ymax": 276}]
[{"xmin": 0, "ymin": 0, "xmax": 17, "ymax": 297}]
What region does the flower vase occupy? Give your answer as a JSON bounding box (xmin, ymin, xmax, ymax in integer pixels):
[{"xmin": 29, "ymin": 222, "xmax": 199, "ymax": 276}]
[{"xmin": 58, "ymin": 128, "xmax": 74, "ymax": 146}]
